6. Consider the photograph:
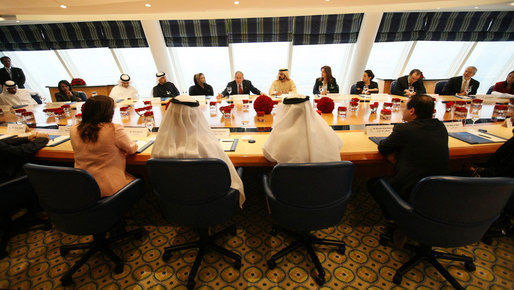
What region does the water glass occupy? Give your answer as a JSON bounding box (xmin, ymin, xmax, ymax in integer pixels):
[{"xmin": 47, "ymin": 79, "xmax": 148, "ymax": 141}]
[
  {"xmin": 338, "ymin": 106, "xmax": 347, "ymax": 117},
  {"xmin": 380, "ymin": 109, "xmax": 391, "ymax": 120}
]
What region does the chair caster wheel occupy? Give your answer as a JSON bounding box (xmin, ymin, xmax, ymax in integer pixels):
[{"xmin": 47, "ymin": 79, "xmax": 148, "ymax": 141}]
[
  {"xmin": 379, "ymin": 234, "xmax": 390, "ymax": 246},
  {"xmin": 314, "ymin": 275, "xmax": 325, "ymax": 286},
  {"xmin": 60, "ymin": 248, "xmax": 69, "ymax": 257},
  {"xmin": 464, "ymin": 261, "xmax": 476, "ymax": 272},
  {"xmin": 233, "ymin": 259, "xmax": 242, "ymax": 269},
  {"xmin": 230, "ymin": 226, "xmax": 237, "ymax": 236},
  {"xmin": 186, "ymin": 279, "xmax": 195, "ymax": 290},
  {"xmin": 162, "ymin": 251, "xmax": 172, "ymax": 261},
  {"xmin": 393, "ymin": 273, "xmax": 402, "ymax": 284},
  {"xmin": 267, "ymin": 260, "xmax": 276, "ymax": 269},
  {"xmin": 336, "ymin": 246, "xmax": 346, "ymax": 255},
  {"xmin": 114, "ymin": 263, "xmax": 124, "ymax": 274},
  {"xmin": 61, "ymin": 276, "xmax": 73, "ymax": 286},
  {"xmin": 481, "ymin": 236, "xmax": 493, "ymax": 245}
]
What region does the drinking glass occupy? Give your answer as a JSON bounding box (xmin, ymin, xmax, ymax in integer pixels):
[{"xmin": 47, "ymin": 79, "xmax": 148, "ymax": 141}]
[
  {"xmin": 363, "ymin": 85, "xmax": 369, "ymax": 95},
  {"xmin": 145, "ymin": 116, "xmax": 155, "ymax": 132},
  {"xmin": 408, "ymin": 86, "xmax": 414, "ymax": 95},
  {"xmin": 470, "ymin": 110, "xmax": 480, "ymax": 127},
  {"xmin": 465, "ymin": 85, "xmax": 472, "ymax": 96},
  {"xmin": 318, "ymin": 85, "xmax": 323, "ymax": 95},
  {"xmin": 226, "ymin": 87, "xmax": 232, "ymax": 96}
]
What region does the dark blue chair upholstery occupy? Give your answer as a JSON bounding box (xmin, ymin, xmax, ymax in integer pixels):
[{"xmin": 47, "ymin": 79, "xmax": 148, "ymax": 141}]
[
  {"xmin": 30, "ymin": 93, "xmax": 43, "ymax": 104},
  {"xmin": 486, "ymin": 85, "xmax": 494, "ymax": 94},
  {"xmin": 23, "ymin": 163, "xmax": 145, "ymax": 286},
  {"xmin": 77, "ymin": 91, "xmax": 87, "ymax": 101},
  {"xmin": 350, "ymin": 84, "xmax": 357, "ymax": 94},
  {"xmin": 390, "ymin": 80, "xmax": 397, "ymax": 94},
  {"xmin": 147, "ymin": 158, "xmax": 242, "ymax": 289},
  {"xmin": 263, "ymin": 161, "xmax": 354, "ymax": 286},
  {"xmin": 434, "ymin": 80, "xmax": 448, "ymax": 95},
  {"xmin": 378, "ymin": 176, "xmax": 514, "ymax": 289}
]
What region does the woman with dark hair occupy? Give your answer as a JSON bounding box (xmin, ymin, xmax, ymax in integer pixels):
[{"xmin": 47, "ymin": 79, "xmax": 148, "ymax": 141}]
[
  {"xmin": 55, "ymin": 80, "xmax": 82, "ymax": 102},
  {"xmin": 70, "ymin": 95, "xmax": 137, "ymax": 197},
  {"xmin": 355, "ymin": 70, "xmax": 379, "ymax": 94},
  {"xmin": 492, "ymin": 71, "xmax": 514, "ymax": 95},
  {"xmin": 189, "ymin": 73, "xmax": 214, "ymax": 96},
  {"xmin": 313, "ymin": 65, "xmax": 339, "ymax": 95}
]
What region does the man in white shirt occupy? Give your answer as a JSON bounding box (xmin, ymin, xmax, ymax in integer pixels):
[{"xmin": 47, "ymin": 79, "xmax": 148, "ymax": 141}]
[
  {"xmin": 109, "ymin": 74, "xmax": 139, "ymax": 100},
  {"xmin": 269, "ymin": 68, "xmax": 297, "ymax": 96},
  {"xmin": 0, "ymin": 80, "xmax": 37, "ymax": 106}
]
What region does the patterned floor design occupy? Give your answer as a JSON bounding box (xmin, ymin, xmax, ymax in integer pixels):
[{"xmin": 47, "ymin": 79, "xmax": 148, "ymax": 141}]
[{"xmin": 1, "ymin": 168, "xmax": 513, "ymax": 289}]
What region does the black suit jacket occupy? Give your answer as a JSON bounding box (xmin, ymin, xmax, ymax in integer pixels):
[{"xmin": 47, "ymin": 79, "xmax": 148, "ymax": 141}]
[
  {"xmin": 392, "ymin": 75, "xmax": 426, "ymax": 96},
  {"xmin": 0, "ymin": 67, "xmax": 26, "ymax": 89},
  {"xmin": 221, "ymin": 80, "xmax": 261, "ymax": 97},
  {"xmin": 312, "ymin": 78, "xmax": 339, "ymax": 94},
  {"xmin": 441, "ymin": 76, "xmax": 479, "ymax": 95},
  {"xmin": 378, "ymin": 118, "xmax": 449, "ymax": 198}
]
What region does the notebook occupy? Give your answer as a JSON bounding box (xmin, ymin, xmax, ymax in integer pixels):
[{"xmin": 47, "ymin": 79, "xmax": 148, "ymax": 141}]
[
  {"xmin": 219, "ymin": 139, "xmax": 238, "ymax": 152},
  {"xmin": 46, "ymin": 135, "xmax": 70, "ymax": 147},
  {"xmin": 448, "ymin": 132, "xmax": 507, "ymax": 144},
  {"xmin": 368, "ymin": 136, "xmax": 387, "ymax": 145},
  {"xmin": 134, "ymin": 139, "xmax": 155, "ymax": 153}
]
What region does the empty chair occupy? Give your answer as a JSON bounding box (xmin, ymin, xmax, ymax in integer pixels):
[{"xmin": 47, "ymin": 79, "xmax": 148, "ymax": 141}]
[
  {"xmin": 434, "ymin": 80, "xmax": 448, "ymax": 95},
  {"xmin": 263, "ymin": 161, "xmax": 354, "ymax": 285},
  {"xmin": 390, "ymin": 80, "xmax": 397, "ymax": 94},
  {"xmin": 350, "ymin": 84, "xmax": 357, "ymax": 94},
  {"xmin": 147, "ymin": 158, "xmax": 242, "ymax": 290},
  {"xmin": 486, "ymin": 85, "xmax": 494, "ymax": 94},
  {"xmin": 24, "ymin": 163, "xmax": 145, "ymax": 286},
  {"xmin": 378, "ymin": 176, "xmax": 514, "ymax": 289}
]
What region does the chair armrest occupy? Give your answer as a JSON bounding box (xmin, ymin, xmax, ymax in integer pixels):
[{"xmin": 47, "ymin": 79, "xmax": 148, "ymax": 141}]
[
  {"xmin": 97, "ymin": 178, "xmax": 144, "ymax": 206},
  {"xmin": 379, "ymin": 178, "xmax": 413, "ymax": 212},
  {"xmin": 262, "ymin": 173, "xmax": 277, "ymax": 202},
  {"xmin": 0, "ymin": 175, "xmax": 28, "ymax": 189},
  {"xmin": 236, "ymin": 167, "xmax": 243, "ymax": 178}
]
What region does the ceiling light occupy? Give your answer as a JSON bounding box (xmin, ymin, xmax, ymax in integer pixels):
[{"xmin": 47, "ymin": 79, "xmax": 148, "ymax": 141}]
[
  {"xmin": 234, "ymin": 1, "xmax": 239, "ymax": 4},
  {"xmin": 325, "ymin": 0, "xmax": 331, "ymax": 2},
  {"xmin": 0, "ymin": 17, "xmax": 5, "ymax": 21},
  {"xmin": 474, "ymin": 6, "xmax": 479, "ymax": 9},
  {"xmin": 511, "ymin": 2, "xmax": 514, "ymax": 6},
  {"xmin": 60, "ymin": 5, "xmax": 67, "ymax": 9},
  {"xmin": 16, "ymin": 20, "xmax": 20, "ymax": 23},
  {"xmin": 145, "ymin": 3, "xmax": 151, "ymax": 7}
]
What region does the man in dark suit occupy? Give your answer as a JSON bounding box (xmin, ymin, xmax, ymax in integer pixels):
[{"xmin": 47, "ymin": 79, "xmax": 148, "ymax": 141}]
[
  {"xmin": 219, "ymin": 71, "xmax": 261, "ymax": 97},
  {"xmin": 0, "ymin": 56, "xmax": 26, "ymax": 89},
  {"xmin": 441, "ymin": 66, "xmax": 480, "ymax": 96},
  {"xmin": 391, "ymin": 69, "xmax": 426, "ymax": 97},
  {"xmin": 368, "ymin": 95, "xmax": 449, "ymax": 215}
]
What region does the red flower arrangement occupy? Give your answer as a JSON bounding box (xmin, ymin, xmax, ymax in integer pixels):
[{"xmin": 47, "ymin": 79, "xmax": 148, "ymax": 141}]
[
  {"xmin": 144, "ymin": 105, "xmax": 153, "ymax": 111},
  {"xmin": 253, "ymin": 95, "xmax": 274, "ymax": 114},
  {"xmin": 472, "ymin": 99, "xmax": 483, "ymax": 104},
  {"xmin": 317, "ymin": 97, "xmax": 334, "ymax": 113},
  {"xmin": 446, "ymin": 101, "xmax": 454, "ymax": 107},
  {"xmin": 144, "ymin": 111, "xmax": 154, "ymax": 117},
  {"xmin": 381, "ymin": 109, "xmax": 392, "ymax": 115},
  {"xmin": 351, "ymin": 97, "xmax": 360, "ymax": 103},
  {"xmin": 71, "ymin": 78, "xmax": 86, "ymax": 86},
  {"xmin": 135, "ymin": 107, "xmax": 146, "ymax": 116},
  {"xmin": 510, "ymin": 98, "xmax": 514, "ymax": 104},
  {"xmin": 219, "ymin": 105, "xmax": 232, "ymax": 113},
  {"xmin": 316, "ymin": 110, "xmax": 322, "ymax": 115},
  {"xmin": 144, "ymin": 100, "xmax": 152, "ymax": 105}
]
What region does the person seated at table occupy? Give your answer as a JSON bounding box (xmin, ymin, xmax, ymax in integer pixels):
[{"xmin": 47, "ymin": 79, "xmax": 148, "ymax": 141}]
[
  {"xmin": 442, "ymin": 66, "xmax": 479, "ymax": 96},
  {"xmin": 391, "ymin": 69, "xmax": 426, "ymax": 97},
  {"xmin": 492, "ymin": 71, "xmax": 514, "ymax": 95},
  {"xmin": 0, "ymin": 80, "xmax": 37, "ymax": 106},
  {"xmin": 70, "ymin": 95, "xmax": 138, "ymax": 197},
  {"xmin": 312, "ymin": 65, "xmax": 339, "ymax": 95},
  {"xmin": 189, "ymin": 73, "xmax": 214, "ymax": 96},
  {"xmin": 219, "ymin": 71, "xmax": 261, "ymax": 98},
  {"xmin": 151, "ymin": 95, "xmax": 245, "ymax": 207},
  {"xmin": 54, "ymin": 80, "xmax": 82, "ymax": 102},
  {"xmin": 268, "ymin": 68, "xmax": 297, "ymax": 97},
  {"xmin": 355, "ymin": 69, "xmax": 379, "ymax": 95},
  {"xmin": 109, "ymin": 74, "xmax": 139, "ymax": 100},
  {"xmin": 368, "ymin": 95, "xmax": 448, "ymax": 214},
  {"xmin": 262, "ymin": 95, "xmax": 342, "ymax": 163},
  {"xmin": 153, "ymin": 72, "xmax": 179, "ymax": 99}
]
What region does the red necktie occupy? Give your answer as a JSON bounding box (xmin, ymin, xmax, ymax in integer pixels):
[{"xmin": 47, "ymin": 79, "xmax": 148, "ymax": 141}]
[{"xmin": 239, "ymin": 84, "xmax": 243, "ymax": 94}]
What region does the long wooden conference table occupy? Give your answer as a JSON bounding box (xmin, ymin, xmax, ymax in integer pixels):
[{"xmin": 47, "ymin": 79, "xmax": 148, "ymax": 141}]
[{"xmin": 1, "ymin": 94, "xmax": 511, "ymax": 174}]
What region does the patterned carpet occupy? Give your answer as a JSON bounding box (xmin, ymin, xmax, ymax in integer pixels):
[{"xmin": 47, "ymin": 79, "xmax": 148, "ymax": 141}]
[{"xmin": 1, "ymin": 168, "xmax": 513, "ymax": 289}]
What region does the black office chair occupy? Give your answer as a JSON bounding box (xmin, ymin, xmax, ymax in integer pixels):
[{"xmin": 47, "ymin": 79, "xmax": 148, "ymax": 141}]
[
  {"xmin": 263, "ymin": 161, "xmax": 354, "ymax": 286},
  {"xmin": 77, "ymin": 91, "xmax": 88, "ymax": 101},
  {"xmin": 486, "ymin": 85, "xmax": 494, "ymax": 94},
  {"xmin": 147, "ymin": 158, "xmax": 242, "ymax": 290},
  {"xmin": 378, "ymin": 176, "xmax": 514, "ymax": 290},
  {"xmin": 390, "ymin": 80, "xmax": 397, "ymax": 94},
  {"xmin": 434, "ymin": 80, "xmax": 448, "ymax": 95},
  {"xmin": 23, "ymin": 163, "xmax": 145, "ymax": 286},
  {"xmin": 0, "ymin": 176, "xmax": 50, "ymax": 259},
  {"xmin": 350, "ymin": 84, "xmax": 357, "ymax": 94}
]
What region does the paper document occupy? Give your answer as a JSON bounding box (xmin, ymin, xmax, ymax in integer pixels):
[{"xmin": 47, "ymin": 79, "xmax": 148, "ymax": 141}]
[{"xmin": 219, "ymin": 139, "xmax": 238, "ymax": 152}]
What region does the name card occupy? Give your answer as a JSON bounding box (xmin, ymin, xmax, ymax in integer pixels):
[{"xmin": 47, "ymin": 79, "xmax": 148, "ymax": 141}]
[
  {"xmin": 126, "ymin": 127, "xmax": 149, "ymax": 138},
  {"xmin": 211, "ymin": 128, "xmax": 230, "ymax": 138},
  {"xmin": 7, "ymin": 123, "xmax": 27, "ymax": 134},
  {"xmin": 370, "ymin": 94, "xmax": 390, "ymax": 102},
  {"xmin": 365, "ymin": 125, "xmax": 394, "ymax": 137},
  {"xmin": 504, "ymin": 118, "xmax": 513, "ymax": 128},
  {"xmin": 46, "ymin": 102, "xmax": 65, "ymax": 109},
  {"xmin": 58, "ymin": 126, "xmax": 71, "ymax": 135},
  {"xmin": 444, "ymin": 122, "xmax": 464, "ymax": 132}
]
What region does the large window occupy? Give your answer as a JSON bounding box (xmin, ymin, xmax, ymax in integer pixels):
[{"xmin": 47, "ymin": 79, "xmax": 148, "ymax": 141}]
[
  {"xmin": 57, "ymin": 48, "xmax": 120, "ymax": 86},
  {"xmin": 4, "ymin": 50, "xmax": 70, "ymax": 102},
  {"xmin": 115, "ymin": 48, "xmax": 157, "ymax": 99},
  {"xmin": 231, "ymin": 42, "xmax": 290, "ymax": 95},
  {"xmin": 366, "ymin": 42, "xmax": 411, "ymax": 79},
  {"xmin": 462, "ymin": 41, "xmax": 514, "ymax": 94},
  {"xmin": 291, "ymin": 44, "xmax": 352, "ymax": 95},
  {"xmin": 171, "ymin": 47, "xmax": 231, "ymax": 95},
  {"xmin": 404, "ymin": 41, "xmax": 469, "ymax": 79}
]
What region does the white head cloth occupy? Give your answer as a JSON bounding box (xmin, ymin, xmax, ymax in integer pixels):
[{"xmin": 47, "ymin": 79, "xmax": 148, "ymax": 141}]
[
  {"xmin": 0, "ymin": 81, "xmax": 37, "ymax": 106},
  {"xmin": 262, "ymin": 95, "xmax": 342, "ymax": 163},
  {"xmin": 151, "ymin": 95, "xmax": 245, "ymax": 207},
  {"xmin": 109, "ymin": 74, "xmax": 139, "ymax": 100}
]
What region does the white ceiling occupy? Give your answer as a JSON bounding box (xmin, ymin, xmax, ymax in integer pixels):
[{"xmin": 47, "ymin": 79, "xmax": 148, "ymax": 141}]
[{"xmin": 0, "ymin": 0, "xmax": 512, "ymax": 24}]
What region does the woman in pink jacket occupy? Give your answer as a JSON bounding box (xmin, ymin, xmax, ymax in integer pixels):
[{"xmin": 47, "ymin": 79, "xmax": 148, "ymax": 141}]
[{"xmin": 70, "ymin": 95, "xmax": 137, "ymax": 197}]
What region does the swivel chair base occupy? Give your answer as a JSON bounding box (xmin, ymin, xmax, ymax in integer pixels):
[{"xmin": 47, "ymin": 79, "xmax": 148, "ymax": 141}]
[
  {"xmin": 267, "ymin": 227, "xmax": 346, "ymax": 286},
  {"xmin": 59, "ymin": 228, "xmax": 145, "ymax": 286},
  {"xmin": 162, "ymin": 225, "xmax": 241, "ymax": 290},
  {"xmin": 380, "ymin": 233, "xmax": 475, "ymax": 290}
]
